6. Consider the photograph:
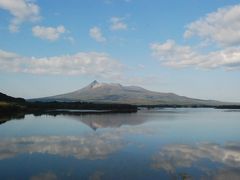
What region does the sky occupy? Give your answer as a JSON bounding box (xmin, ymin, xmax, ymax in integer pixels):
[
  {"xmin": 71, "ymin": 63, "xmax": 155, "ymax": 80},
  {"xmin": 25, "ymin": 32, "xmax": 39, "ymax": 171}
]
[{"xmin": 0, "ymin": 0, "xmax": 240, "ymax": 102}]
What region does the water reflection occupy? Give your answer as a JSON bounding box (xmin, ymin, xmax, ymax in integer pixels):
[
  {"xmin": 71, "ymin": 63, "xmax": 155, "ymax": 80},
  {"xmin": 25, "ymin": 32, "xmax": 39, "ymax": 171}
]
[
  {"xmin": 30, "ymin": 172, "xmax": 57, "ymax": 180},
  {"xmin": 71, "ymin": 113, "xmax": 152, "ymax": 130},
  {"xmin": 206, "ymin": 169, "xmax": 240, "ymax": 180},
  {"xmin": 0, "ymin": 113, "xmax": 25, "ymax": 124},
  {"xmin": 0, "ymin": 134, "xmax": 124, "ymax": 160},
  {"xmin": 30, "ymin": 170, "xmax": 106, "ymax": 180},
  {"xmin": 0, "ymin": 111, "xmax": 153, "ymax": 130},
  {"xmin": 89, "ymin": 171, "xmax": 105, "ymax": 180},
  {"xmin": 0, "ymin": 125, "xmax": 156, "ymax": 161},
  {"xmin": 152, "ymin": 142, "xmax": 240, "ymax": 178},
  {"xmin": 0, "ymin": 109, "xmax": 239, "ymax": 179}
]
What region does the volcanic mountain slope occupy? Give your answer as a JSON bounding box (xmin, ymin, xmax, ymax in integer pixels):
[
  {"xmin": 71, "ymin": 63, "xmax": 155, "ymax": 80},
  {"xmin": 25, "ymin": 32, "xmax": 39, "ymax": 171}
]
[{"xmin": 34, "ymin": 80, "xmax": 224, "ymax": 106}]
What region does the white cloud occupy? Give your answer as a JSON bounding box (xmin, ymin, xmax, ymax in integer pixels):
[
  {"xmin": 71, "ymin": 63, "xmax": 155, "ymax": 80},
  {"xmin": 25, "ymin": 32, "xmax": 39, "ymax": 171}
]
[
  {"xmin": 0, "ymin": 49, "xmax": 124, "ymax": 78},
  {"xmin": 110, "ymin": 17, "xmax": 128, "ymax": 31},
  {"xmin": 184, "ymin": 4, "xmax": 240, "ymax": 47},
  {"xmin": 0, "ymin": 0, "xmax": 40, "ymax": 32},
  {"xmin": 150, "ymin": 4, "xmax": 240, "ymax": 71},
  {"xmin": 32, "ymin": 25, "xmax": 66, "ymax": 41},
  {"xmin": 151, "ymin": 40, "xmax": 240, "ymax": 70},
  {"xmin": 89, "ymin": 26, "xmax": 106, "ymax": 42}
]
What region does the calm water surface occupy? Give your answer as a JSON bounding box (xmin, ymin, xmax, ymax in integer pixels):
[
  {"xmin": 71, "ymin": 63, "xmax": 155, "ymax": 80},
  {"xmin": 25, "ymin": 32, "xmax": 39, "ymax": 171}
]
[{"xmin": 0, "ymin": 108, "xmax": 240, "ymax": 179}]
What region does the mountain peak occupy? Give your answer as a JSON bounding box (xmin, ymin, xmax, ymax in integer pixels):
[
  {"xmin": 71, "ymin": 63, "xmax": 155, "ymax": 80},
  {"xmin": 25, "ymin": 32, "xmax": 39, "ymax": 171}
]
[
  {"xmin": 90, "ymin": 80, "xmax": 99, "ymax": 85},
  {"xmin": 86, "ymin": 80, "xmax": 124, "ymax": 89},
  {"xmin": 88, "ymin": 80, "xmax": 99, "ymax": 88}
]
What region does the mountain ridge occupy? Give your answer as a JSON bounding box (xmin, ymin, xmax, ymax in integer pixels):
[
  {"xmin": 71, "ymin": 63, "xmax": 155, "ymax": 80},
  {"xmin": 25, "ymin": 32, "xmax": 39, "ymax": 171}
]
[{"xmin": 32, "ymin": 80, "xmax": 227, "ymax": 106}]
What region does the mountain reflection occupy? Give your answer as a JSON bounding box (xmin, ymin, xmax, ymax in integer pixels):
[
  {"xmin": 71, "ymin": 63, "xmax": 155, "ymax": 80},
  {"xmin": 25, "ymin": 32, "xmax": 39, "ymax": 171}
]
[
  {"xmin": 0, "ymin": 113, "xmax": 25, "ymax": 124},
  {"xmin": 152, "ymin": 142, "xmax": 240, "ymax": 178},
  {"xmin": 71, "ymin": 113, "xmax": 152, "ymax": 130},
  {"xmin": 0, "ymin": 111, "xmax": 153, "ymax": 130},
  {"xmin": 0, "ymin": 133, "xmax": 124, "ymax": 160}
]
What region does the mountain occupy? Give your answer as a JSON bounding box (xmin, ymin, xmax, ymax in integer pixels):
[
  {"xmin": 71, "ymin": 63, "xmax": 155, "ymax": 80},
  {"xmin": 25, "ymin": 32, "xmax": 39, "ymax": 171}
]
[{"xmin": 33, "ymin": 80, "xmax": 227, "ymax": 106}]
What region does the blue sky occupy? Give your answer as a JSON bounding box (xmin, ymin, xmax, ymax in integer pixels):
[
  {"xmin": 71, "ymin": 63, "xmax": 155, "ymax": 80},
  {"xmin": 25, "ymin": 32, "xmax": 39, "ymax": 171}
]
[{"xmin": 0, "ymin": 0, "xmax": 240, "ymax": 102}]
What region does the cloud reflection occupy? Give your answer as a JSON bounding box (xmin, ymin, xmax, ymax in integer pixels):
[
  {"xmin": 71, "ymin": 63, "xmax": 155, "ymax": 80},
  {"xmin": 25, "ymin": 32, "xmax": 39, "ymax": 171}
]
[
  {"xmin": 0, "ymin": 133, "xmax": 124, "ymax": 160},
  {"xmin": 152, "ymin": 142, "xmax": 240, "ymax": 174},
  {"xmin": 0, "ymin": 123, "xmax": 155, "ymax": 161}
]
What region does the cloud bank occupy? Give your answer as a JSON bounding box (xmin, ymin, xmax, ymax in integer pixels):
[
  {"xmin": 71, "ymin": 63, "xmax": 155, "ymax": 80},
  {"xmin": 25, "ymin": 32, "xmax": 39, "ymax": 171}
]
[
  {"xmin": 151, "ymin": 4, "xmax": 240, "ymax": 71},
  {"xmin": 151, "ymin": 40, "xmax": 240, "ymax": 70},
  {"xmin": 0, "ymin": 49, "xmax": 123, "ymax": 79}
]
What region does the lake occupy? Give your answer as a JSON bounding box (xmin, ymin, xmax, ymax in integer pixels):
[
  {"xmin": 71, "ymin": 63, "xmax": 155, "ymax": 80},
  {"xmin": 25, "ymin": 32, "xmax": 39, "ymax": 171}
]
[{"xmin": 0, "ymin": 108, "xmax": 240, "ymax": 179}]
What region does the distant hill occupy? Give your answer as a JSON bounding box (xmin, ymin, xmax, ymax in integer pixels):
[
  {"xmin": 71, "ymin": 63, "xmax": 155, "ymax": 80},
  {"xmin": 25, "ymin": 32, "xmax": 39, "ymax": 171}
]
[
  {"xmin": 0, "ymin": 92, "xmax": 25, "ymax": 103},
  {"xmin": 32, "ymin": 80, "xmax": 227, "ymax": 106}
]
